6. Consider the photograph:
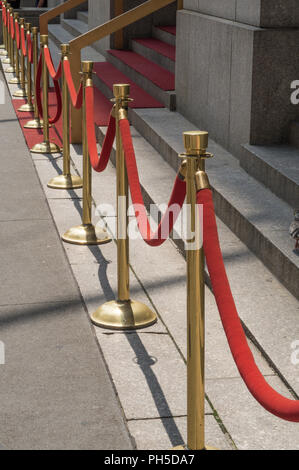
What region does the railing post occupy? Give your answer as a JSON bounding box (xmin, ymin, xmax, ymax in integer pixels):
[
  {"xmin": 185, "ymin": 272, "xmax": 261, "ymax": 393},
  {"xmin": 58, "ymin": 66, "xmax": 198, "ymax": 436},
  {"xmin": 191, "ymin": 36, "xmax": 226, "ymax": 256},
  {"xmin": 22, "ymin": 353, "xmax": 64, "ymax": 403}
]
[
  {"xmin": 2, "ymin": 5, "xmax": 12, "ymax": 65},
  {"xmin": 8, "ymin": 12, "xmax": 20, "ymax": 84},
  {"xmin": 69, "ymin": 45, "xmax": 82, "ymax": 144},
  {"xmin": 62, "ymin": 61, "xmax": 110, "ymax": 245},
  {"xmin": 13, "ymin": 17, "xmax": 26, "ymax": 98},
  {"xmin": 18, "ymin": 23, "xmax": 34, "ymax": 112},
  {"xmin": 24, "ymin": 26, "xmax": 43, "ymax": 129},
  {"xmin": 47, "ymin": 43, "xmax": 83, "ymax": 190},
  {"xmin": 91, "ymin": 83, "xmax": 157, "ymax": 330}
]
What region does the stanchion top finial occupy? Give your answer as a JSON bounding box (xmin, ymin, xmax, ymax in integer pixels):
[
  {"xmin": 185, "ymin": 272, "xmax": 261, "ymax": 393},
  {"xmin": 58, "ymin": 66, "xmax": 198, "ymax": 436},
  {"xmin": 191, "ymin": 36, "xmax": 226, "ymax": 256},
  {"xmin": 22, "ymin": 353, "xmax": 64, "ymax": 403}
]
[
  {"xmin": 113, "ymin": 83, "xmax": 130, "ymax": 99},
  {"xmin": 183, "ymin": 131, "xmax": 208, "ymax": 156}
]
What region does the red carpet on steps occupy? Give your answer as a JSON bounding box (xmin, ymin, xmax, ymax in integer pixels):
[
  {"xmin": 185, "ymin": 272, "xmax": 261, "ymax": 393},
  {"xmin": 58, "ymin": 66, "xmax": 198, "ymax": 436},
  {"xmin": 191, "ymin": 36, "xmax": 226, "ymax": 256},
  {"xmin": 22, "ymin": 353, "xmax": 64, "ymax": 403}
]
[
  {"xmin": 13, "ymin": 88, "xmax": 113, "ymax": 150},
  {"xmin": 93, "ymin": 62, "xmax": 164, "ymax": 108},
  {"xmin": 108, "ymin": 50, "xmax": 175, "ymax": 91},
  {"xmin": 158, "ymin": 26, "xmax": 176, "ymax": 36},
  {"xmin": 133, "ymin": 38, "xmax": 175, "ymax": 62}
]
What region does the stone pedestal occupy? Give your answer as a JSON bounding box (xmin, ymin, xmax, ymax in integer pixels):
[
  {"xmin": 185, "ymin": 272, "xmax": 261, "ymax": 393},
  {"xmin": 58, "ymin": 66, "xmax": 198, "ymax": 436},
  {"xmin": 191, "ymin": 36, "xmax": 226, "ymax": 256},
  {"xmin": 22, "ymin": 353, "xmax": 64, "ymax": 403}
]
[{"xmin": 176, "ymin": 2, "xmax": 299, "ymax": 158}]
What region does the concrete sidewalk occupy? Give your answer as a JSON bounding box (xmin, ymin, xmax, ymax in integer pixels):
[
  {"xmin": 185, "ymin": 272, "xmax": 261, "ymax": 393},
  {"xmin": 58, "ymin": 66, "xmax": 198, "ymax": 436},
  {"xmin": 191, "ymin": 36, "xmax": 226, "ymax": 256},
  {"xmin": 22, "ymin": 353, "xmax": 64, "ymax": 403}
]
[{"xmin": 0, "ymin": 69, "xmax": 133, "ymax": 450}]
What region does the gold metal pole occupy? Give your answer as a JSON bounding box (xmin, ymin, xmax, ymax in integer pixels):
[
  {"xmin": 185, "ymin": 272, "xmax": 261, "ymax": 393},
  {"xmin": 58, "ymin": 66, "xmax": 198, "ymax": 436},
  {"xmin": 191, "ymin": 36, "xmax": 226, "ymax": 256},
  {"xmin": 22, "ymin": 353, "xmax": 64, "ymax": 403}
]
[
  {"xmin": 0, "ymin": 1, "xmax": 8, "ymax": 55},
  {"xmin": 24, "ymin": 26, "xmax": 43, "ymax": 129},
  {"xmin": 91, "ymin": 83, "xmax": 157, "ymax": 330},
  {"xmin": 2, "ymin": 5, "xmax": 12, "ymax": 65},
  {"xmin": 8, "ymin": 12, "xmax": 20, "ymax": 84},
  {"xmin": 18, "ymin": 23, "xmax": 34, "ymax": 112},
  {"xmin": 62, "ymin": 61, "xmax": 110, "ymax": 245},
  {"xmin": 13, "ymin": 17, "xmax": 27, "ymax": 97},
  {"xmin": 0, "ymin": 1, "xmax": 6, "ymax": 50},
  {"xmin": 4, "ymin": 7, "xmax": 14, "ymax": 72},
  {"xmin": 48, "ymin": 44, "xmax": 83, "ymax": 189},
  {"xmin": 31, "ymin": 35, "xmax": 61, "ymax": 154},
  {"xmin": 174, "ymin": 131, "xmax": 215, "ymax": 451}
]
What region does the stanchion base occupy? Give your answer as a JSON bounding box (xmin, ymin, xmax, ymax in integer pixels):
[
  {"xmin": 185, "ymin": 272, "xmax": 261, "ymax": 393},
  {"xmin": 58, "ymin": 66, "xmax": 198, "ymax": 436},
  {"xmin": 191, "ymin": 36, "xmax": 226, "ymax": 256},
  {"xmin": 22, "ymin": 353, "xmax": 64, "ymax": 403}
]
[
  {"xmin": 24, "ymin": 118, "xmax": 44, "ymax": 129},
  {"xmin": 91, "ymin": 299, "xmax": 157, "ymax": 330},
  {"xmin": 62, "ymin": 223, "xmax": 111, "ymax": 246},
  {"xmin": 13, "ymin": 88, "xmax": 27, "ymax": 98},
  {"xmin": 0, "ymin": 51, "xmax": 8, "ymax": 56},
  {"xmin": 2, "ymin": 57, "xmax": 10, "ymax": 64},
  {"xmin": 18, "ymin": 102, "xmax": 34, "ymax": 113},
  {"xmin": 30, "ymin": 141, "xmax": 61, "ymax": 154},
  {"xmin": 4, "ymin": 66, "xmax": 14, "ymax": 73},
  {"xmin": 8, "ymin": 76, "xmax": 20, "ymax": 84},
  {"xmin": 47, "ymin": 174, "xmax": 83, "ymax": 190}
]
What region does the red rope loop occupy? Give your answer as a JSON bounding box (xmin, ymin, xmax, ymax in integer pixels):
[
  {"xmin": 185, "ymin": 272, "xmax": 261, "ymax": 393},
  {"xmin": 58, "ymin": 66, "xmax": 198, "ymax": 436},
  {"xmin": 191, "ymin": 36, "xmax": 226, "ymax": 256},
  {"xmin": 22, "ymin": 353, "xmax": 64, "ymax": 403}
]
[
  {"xmin": 63, "ymin": 58, "xmax": 83, "ymax": 109},
  {"xmin": 85, "ymin": 85, "xmax": 115, "ymax": 172},
  {"xmin": 43, "ymin": 46, "xmax": 62, "ymax": 81},
  {"xmin": 15, "ymin": 20, "xmax": 20, "ymax": 50},
  {"xmin": 35, "ymin": 52, "xmax": 62, "ymax": 125},
  {"xmin": 119, "ymin": 117, "xmax": 186, "ymax": 246},
  {"xmin": 27, "ymin": 31, "xmax": 33, "ymax": 64},
  {"xmin": 198, "ymin": 188, "xmax": 299, "ymax": 423},
  {"xmin": 10, "ymin": 14, "xmax": 14, "ymax": 40},
  {"xmin": 20, "ymin": 26, "xmax": 26, "ymax": 57},
  {"xmin": 3, "ymin": 5, "xmax": 7, "ymax": 27}
]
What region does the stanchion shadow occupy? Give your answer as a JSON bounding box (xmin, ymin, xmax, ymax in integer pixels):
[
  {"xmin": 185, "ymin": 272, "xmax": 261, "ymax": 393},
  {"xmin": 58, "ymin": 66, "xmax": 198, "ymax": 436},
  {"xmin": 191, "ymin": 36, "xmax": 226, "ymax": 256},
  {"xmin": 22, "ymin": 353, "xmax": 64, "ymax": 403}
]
[{"xmin": 125, "ymin": 331, "xmax": 184, "ymax": 448}]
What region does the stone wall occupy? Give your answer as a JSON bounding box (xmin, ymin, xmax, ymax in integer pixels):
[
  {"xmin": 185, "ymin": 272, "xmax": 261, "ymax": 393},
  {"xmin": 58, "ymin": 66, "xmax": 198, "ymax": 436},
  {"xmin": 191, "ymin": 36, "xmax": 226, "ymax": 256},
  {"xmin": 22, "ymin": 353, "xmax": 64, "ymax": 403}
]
[{"xmin": 176, "ymin": 2, "xmax": 299, "ymax": 157}]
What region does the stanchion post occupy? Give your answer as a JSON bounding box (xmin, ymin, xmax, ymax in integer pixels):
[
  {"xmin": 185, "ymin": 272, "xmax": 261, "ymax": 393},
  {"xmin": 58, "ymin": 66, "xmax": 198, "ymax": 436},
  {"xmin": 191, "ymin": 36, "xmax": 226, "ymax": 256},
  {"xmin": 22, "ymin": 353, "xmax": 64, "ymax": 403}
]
[
  {"xmin": 18, "ymin": 22, "xmax": 33, "ymax": 112},
  {"xmin": 48, "ymin": 44, "xmax": 83, "ymax": 189},
  {"xmin": 31, "ymin": 35, "xmax": 61, "ymax": 154},
  {"xmin": 4, "ymin": 6, "xmax": 14, "ymax": 72},
  {"xmin": 174, "ymin": 131, "xmax": 214, "ymax": 451},
  {"xmin": 13, "ymin": 17, "xmax": 27, "ymax": 98},
  {"xmin": 0, "ymin": 1, "xmax": 8, "ymax": 55},
  {"xmin": 8, "ymin": 12, "xmax": 20, "ymax": 84},
  {"xmin": 24, "ymin": 26, "xmax": 43, "ymax": 129},
  {"xmin": 2, "ymin": 5, "xmax": 12, "ymax": 65},
  {"xmin": 62, "ymin": 61, "xmax": 110, "ymax": 245},
  {"xmin": 91, "ymin": 83, "xmax": 157, "ymax": 330}
]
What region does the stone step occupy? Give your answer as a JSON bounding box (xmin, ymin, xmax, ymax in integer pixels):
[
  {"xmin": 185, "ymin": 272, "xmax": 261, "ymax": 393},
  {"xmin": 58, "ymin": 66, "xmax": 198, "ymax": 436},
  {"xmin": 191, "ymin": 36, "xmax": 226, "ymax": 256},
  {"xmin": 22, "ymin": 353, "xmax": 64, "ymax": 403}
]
[
  {"xmin": 128, "ymin": 108, "xmax": 299, "ymax": 300},
  {"xmin": 106, "ymin": 49, "xmax": 176, "ymax": 110},
  {"xmin": 131, "ymin": 37, "xmax": 175, "ymax": 74},
  {"xmin": 76, "ymin": 10, "xmax": 88, "ymax": 24},
  {"xmin": 152, "ymin": 25, "xmax": 176, "ymax": 46},
  {"xmin": 61, "ymin": 18, "xmax": 89, "ymax": 39},
  {"xmin": 241, "ymin": 144, "xmax": 299, "ymax": 208}
]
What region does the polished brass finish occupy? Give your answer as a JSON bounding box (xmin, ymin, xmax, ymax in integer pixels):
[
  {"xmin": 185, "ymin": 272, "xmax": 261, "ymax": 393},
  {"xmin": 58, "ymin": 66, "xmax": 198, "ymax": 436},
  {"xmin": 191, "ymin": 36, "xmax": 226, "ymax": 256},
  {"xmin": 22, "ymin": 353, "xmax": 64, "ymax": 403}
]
[
  {"xmin": 18, "ymin": 23, "xmax": 34, "ymax": 112},
  {"xmin": 31, "ymin": 35, "xmax": 60, "ymax": 154},
  {"xmin": 3, "ymin": 6, "xmax": 12, "ymax": 65},
  {"xmin": 8, "ymin": 13, "xmax": 20, "ymax": 84},
  {"xmin": 24, "ymin": 27, "xmax": 43, "ymax": 129},
  {"xmin": 91, "ymin": 84, "xmax": 157, "ymax": 330},
  {"xmin": 0, "ymin": 1, "xmax": 8, "ymax": 56},
  {"xmin": 177, "ymin": 131, "xmax": 215, "ymax": 450},
  {"xmin": 48, "ymin": 44, "xmax": 83, "ymax": 190},
  {"xmin": 4, "ymin": 8, "xmax": 14, "ymax": 72},
  {"xmin": 62, "ymin": 61, "xmax": 110, "ymax": 245},
  {"xmin": 13, "ymin": 17, "xmax": 27, "ymax": 98},
  {"xmin": 195, "ymin": 170, "xmax": 210, "ymax": 191}
]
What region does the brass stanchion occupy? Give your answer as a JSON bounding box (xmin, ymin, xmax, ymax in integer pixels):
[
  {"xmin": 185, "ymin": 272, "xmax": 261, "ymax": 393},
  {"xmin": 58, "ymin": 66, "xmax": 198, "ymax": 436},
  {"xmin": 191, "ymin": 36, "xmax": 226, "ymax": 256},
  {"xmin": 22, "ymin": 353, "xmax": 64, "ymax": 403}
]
[
  {"xmin": 174, "ymin": 131, "xmax": 215, "ymax": 451},
  {"xmin": 24, "ymin": 26, "xmax": 43, "ymax": 129},
  {"xmin": 8, "ymin": 12, "xmax": 20, "ymax": 84},
  {"xmin": 91, "ymin": 83, "xmax": 157, "ymax": 330},
  {"xmin": 13, "ymin": 17, "xmax": 27, "ymax": 98},
  {"xmin": 2, "ymin": 4, "xmax": 12, "ymax": 65},
  {"xmin": 31, "ymin": 35, "xmax": 60, "ymax": 154},
  {"xmin": 18, "ymin": 22, "xmax": 33, "ymax": 112},
  {"xmin": 4, "ymin": 7, "xmax": 14, "ymax": 73},
  {"xmin": 62, "ymin": 61, "xmax": 110, "ymax": 245},
  {"xmin": 48, "ymin": 44, "xmax": 83, "ymax": 189},
  {"xmin": 0, "ymin": 1, "xmax": 8, "ymax": 56}
]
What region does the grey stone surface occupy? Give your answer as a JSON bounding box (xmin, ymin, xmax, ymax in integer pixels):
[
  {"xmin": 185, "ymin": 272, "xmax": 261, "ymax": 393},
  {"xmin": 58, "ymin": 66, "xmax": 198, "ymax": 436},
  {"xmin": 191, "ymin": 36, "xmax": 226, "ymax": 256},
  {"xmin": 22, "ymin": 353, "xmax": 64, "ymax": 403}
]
[
  {"xmin": 131, "ymin": 39, "xmax": 175, "ymax": 74},
  {"xmin": 0, "ymin": 69, "xmax": 132, "ymax": 450},
  {"xmin": 152, "ymin": 25, "xmax": 176, "ymax": 47},
  {"xmin": 128, "ymin": 415, "xmax": 234, "ymax": 450}
]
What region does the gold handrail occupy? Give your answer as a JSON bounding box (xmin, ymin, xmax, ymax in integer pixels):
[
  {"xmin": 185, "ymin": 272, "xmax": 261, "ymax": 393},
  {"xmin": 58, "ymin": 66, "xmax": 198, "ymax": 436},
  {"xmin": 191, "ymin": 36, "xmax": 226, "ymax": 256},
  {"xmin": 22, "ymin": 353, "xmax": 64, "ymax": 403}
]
[
  {"xmin": 39, "ymin": 0, "xmax": 87, "ymax": 35},
  {"xmin": 69, "ymin": 0, "xmax": 175, "ymax": 51}
]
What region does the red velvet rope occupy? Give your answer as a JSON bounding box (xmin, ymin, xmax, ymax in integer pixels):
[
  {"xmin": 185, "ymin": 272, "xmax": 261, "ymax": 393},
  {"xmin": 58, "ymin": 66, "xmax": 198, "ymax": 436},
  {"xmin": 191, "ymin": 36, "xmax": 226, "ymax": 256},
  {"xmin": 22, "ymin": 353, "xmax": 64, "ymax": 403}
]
[
  {"xmin": 10, "ymin": 14, "xmax": 14, "ymax": 40},
  {"xmin": 119, "ymin": 118, "xmax": 186, "ymax": 246},
  {"xmin": 3, "ymin": 6, "xmax": 6, "ymax": 27},
  {"xmin": 85, "ymin": 85, "xmax": 115, "ymax": 172},
  {"xmin": 63, "ymin": 59, "xmax": 83, "ymax": 109},
  {"xmin": 198, "ymin": 188, "xmax": 299, "ymax": 422},
  {"xmin": 36, "ymin": 52, "xmax": 62, "ymax": 125},
  {"xmin": 15, "ymin": 20, "xmax": 20, "ymax": 50},
  {"xmin": 27, "ymin": 31, "xmax": 33, "ymax": 64},
  {"xmin": 20, "ymin": 26, "xmax": 26, "ymax": 57},
  {"xmin": 43, "ymin": 46, "xmax": 62, "ymax": 81}
]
